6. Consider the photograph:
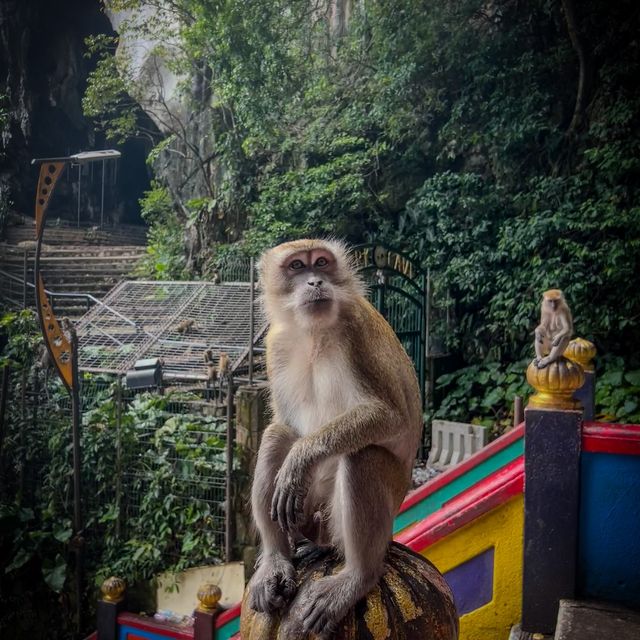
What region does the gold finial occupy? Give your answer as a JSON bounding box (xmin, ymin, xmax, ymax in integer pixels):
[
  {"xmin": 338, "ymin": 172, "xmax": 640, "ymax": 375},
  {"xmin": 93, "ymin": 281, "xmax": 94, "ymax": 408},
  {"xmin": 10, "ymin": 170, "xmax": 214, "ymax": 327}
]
[
  {"xmin": 197, "ymin": 583, "xmax": 222, "ymax": 612},
  {"xmin": 101, "ymin": 576, "xmax": 126, "ymax": 603},
  {"xmin": 564, "ymin": 337, "xmax": 596, "ymax": 372},
  {"xmin": 526, "ymin": 356, "xmax": 585, "ymax": 410}
]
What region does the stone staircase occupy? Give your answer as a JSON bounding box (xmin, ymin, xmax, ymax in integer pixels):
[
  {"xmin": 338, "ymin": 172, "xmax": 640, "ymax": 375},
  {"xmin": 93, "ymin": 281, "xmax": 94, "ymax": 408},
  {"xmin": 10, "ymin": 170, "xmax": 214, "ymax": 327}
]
[
  {"xmin": 0, "ymin": 220, "xmax": 147, "ymax": 318},
  {"xmin": 511, "ymin": 600, "xmax": 640, "ymax": 640},
  {"xmin": 4, "ymin": 218, "xmax": 148, "ymax": 246}
]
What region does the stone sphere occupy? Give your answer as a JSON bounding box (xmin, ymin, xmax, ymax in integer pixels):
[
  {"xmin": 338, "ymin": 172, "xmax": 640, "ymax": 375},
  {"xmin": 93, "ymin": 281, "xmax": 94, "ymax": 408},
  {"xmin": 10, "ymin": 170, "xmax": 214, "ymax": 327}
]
[{"xmin": 241, "ymin": 542, "xmax": 458, "ymax": 640}]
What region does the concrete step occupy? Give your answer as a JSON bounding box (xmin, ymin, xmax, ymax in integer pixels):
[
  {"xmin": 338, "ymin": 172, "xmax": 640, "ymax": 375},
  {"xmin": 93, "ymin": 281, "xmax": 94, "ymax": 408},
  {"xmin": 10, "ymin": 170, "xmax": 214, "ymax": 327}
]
[
  {"xmin": 554, "ymin": 600, "xmax": 640, "ymax": 640},
  {"xmin": 5, "ymin": 221, "xmax": 147, "ymax": 246},
  {"xmin": 0, "ymin": 246, "xmax": 146, "ymax": 259}
]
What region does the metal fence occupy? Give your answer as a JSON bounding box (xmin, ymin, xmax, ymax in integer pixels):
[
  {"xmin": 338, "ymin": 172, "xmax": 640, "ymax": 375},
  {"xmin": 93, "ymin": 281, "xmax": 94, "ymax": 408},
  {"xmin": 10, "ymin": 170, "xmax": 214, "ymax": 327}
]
[{"xmin": 0, "ymin": 366, "xmax": 236, "ymax": 576}]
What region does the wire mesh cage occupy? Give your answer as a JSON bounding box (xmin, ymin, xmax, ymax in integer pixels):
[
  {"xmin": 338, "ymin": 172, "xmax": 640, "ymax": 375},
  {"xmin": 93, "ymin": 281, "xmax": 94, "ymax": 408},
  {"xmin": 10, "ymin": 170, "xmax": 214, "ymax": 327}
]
[
  {"xmin": 76, "ymin": 280, "xmax": 266, "ymax": 381},
  {"xmin": 0, "ymin": 369, "xmax": 232, "ymax": 572}
]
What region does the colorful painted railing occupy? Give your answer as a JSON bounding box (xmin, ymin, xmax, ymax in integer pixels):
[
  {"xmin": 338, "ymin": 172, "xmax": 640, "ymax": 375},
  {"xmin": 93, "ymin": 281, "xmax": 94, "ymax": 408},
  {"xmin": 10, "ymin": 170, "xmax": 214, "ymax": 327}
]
[
  {"xmin": 93, "ymin": 420, "xmax": 640, "ymax": 640},
  {"xmin": 398, "ymin": 456, "xmax": 525, "ymax": 640},
  {"xmin": 211, "ymin": 423, "xmax": 527, "ymax": 640},
  {"xmin": 579, "ymin": 422, "xmax": 640, "ymax": 609}
]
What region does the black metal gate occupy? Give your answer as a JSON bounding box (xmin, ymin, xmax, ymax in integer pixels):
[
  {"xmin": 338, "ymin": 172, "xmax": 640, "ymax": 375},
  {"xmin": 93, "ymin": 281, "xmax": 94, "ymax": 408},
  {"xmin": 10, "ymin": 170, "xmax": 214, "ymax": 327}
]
[{"xmin": 353, "ymin": 245, "xmax": 427, "ymax": 410}]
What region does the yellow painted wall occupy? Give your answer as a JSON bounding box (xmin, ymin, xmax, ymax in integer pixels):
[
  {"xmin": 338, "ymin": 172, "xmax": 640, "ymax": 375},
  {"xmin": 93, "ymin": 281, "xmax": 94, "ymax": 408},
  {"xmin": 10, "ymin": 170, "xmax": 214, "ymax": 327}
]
[
  {"xmin": 156, "ymin": 562, "xmax": 246, "ymax": 616},
  {"xmin": 422, "ymin": 495, "xmax": 524, "ymax": 640}
]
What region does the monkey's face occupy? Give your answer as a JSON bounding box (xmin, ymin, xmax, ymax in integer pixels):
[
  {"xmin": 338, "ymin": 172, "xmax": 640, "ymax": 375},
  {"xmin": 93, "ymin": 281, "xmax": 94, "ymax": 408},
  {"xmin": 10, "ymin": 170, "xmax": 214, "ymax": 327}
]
[
  {"xmin": 260, "ymin": 239, "xmax": 364, "ymax": 328},
  {"xmin": 282, "ymin": 248, "xmax": 340, "ymax": 326},
  {"xmin": 542, "ymin": 289, "xmax": 564, "ymax": 313}
]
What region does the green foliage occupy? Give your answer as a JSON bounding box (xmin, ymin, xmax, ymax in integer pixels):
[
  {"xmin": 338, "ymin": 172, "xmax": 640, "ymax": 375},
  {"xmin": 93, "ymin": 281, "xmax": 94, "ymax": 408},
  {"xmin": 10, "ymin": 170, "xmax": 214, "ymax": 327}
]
[
  {"xmin": 433, "ymin": 359, "xmax": 532, "ymax": 437},
  {"xmin": 595, "ymin": 357, "xmax": 640, "ymax": 423},
  {"xmin": 0, "ymin": 358, "xmax": 227, "ymax": 637},
  {"xmin": 85, "ymin": 0, "xmax": 640, "ymax": 424},
  {"xmin": 0, "ymin": 310, "xmax": 41, "ymax": 368},
  {"xmin": 135, "ymin": 183, "xmax": 188, "ymax": 279}
]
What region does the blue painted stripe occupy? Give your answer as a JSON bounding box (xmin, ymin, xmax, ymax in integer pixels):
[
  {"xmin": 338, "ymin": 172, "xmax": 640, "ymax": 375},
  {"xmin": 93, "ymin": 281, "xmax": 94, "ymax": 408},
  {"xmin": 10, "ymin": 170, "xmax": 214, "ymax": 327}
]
[
  {"xmin": 118, "ymin": 625, "xmax": 183, "ymax": 640},
  {"xmin": 443, "ymin": 547, "xmax": 495, "ymax": 615}
]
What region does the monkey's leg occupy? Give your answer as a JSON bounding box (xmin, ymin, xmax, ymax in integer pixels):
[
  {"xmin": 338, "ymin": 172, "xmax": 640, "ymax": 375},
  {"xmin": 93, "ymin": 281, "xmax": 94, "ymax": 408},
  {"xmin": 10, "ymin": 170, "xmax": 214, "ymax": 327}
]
[
  {"xmin": 534, "ymin": 327, "xmax": 548, "ymax": 362},
  {"xmin": 249, "ymin": 424, "xmax": 298, "ymax": 613},
  {"xmin": 537, "ymin": 335, "xmax": 570, "ymax": 368},
  {"xmin": 286, "ymin": 446, "xmax": 406, "ymax": 638}
]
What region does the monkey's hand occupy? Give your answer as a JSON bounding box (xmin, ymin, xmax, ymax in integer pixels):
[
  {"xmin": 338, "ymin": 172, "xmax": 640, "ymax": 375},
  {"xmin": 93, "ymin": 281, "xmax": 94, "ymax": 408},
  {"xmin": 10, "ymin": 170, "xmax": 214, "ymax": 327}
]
[
  {"xmin": 271, "ymin": 446, "xmax": 311, "ymax": 533},
  {"xmin": 552, "ymin": 333, "xmax": 566, "ymax": 347}
]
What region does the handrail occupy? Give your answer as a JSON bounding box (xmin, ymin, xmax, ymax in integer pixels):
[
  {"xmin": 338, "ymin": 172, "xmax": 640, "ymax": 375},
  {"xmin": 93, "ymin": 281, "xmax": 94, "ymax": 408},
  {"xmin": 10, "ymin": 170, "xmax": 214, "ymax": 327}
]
[{"xmin": 0, "ymin": 268, "xmax": 136, "ymax": 328}]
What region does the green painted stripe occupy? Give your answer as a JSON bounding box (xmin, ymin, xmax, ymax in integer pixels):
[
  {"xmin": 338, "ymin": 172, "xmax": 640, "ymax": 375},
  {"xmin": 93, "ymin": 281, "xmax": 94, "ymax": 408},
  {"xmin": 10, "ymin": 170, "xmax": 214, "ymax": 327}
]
[
  {"xmin": 214, "ymin": 437, "xmax": 523, "ymax": 638},
  {"xmin": 392, "ymin": 438, "xmax": 524, "ymax": 534},
  {"xmin": 216, "ymin": 616, "xmax": 240, "ymax": 640}
]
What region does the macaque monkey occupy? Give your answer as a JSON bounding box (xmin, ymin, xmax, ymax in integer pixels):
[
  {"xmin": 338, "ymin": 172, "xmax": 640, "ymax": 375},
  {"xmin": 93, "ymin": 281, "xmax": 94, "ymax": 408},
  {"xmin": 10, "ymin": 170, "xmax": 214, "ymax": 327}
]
[
  {"xmin": 204, "ymin": 348, "xmax": 217, "ymax": 382},
  {"xmin": 249, "ymin": 239, "xmax": 422, "ymax": 637},
  {"xmin": 176, "ymin": 318, "xmax": 196, "ymax": 334},
  {"xmin": 534, "ymin": 289, "xmax": 573, "ymax": 368},
  {"xmin": 218, "ymin": 351, "xmax": 230, "ymax": 378},
  {"xmin": 217, "ymin": 351, "xmax": 230, "ymax": 397}
]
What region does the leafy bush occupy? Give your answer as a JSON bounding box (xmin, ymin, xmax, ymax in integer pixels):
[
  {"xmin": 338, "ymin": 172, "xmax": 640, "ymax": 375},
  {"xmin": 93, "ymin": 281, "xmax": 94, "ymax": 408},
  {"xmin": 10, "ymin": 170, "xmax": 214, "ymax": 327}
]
[
  {"xmin": 595, "ymin": 357, "xmax": 640, "ymax": 423},
  {"xmin": 433, "ymin": 359, "xmax": 532, "ymax": 438},
  {"xmin": 135, "ymin": 183, "xmax": 188, "ymax": 280}
]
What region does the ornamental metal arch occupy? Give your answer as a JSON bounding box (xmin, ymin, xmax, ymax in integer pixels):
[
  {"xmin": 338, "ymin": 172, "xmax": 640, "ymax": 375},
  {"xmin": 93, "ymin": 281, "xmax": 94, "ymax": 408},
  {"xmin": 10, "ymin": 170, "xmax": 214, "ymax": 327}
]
[{"xmin": 352, "ymin": 244, "xmax": 427, "ymax": 411}]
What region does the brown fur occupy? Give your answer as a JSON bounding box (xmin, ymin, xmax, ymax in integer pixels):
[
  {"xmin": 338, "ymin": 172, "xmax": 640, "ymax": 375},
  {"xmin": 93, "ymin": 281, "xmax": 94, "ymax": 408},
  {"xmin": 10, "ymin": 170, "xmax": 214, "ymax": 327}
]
[
  {"xmin": 249, "ymin": 239, "xmax": 422, "ymax": 638},
  {"xmin": 534, "ymin": 289, "xmax": 573, "ymax": 368}
]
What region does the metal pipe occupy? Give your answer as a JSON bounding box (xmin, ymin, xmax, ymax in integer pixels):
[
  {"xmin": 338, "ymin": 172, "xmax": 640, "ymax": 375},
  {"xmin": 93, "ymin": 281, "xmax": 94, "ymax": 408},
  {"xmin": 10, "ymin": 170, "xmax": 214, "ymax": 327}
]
[
  {"xmin": 100, "ymin": 159, "xmax": 105, "ymax": 229},
  {"xmin": 0, "ymin": 366, "xmax": 10, "ymax": 455},
  {"xmin": 225, "ymin": 375, "xmax": 235, "ymax": 561},
  {"xmin": 425, "ymin": 268, "xmax": 432, "ymax": 408},
  {"xmin": 514, "ymin": 395, "xmax": 524, "ymax": 428},
  {"xmin": 77, "ymin": 164, "xmax": 82, "ymax": 228},
  {"xmin": 115, "ymin": 377, "xmax": 122, "ymax": 539},
  {"xmin": 248, "ymin": 257, "xmax": 255, "ymax": 385},
  {"xmin": 68, "ymin": 322, "xmax": 84, "ymax": 632},
  {"xmin": 22, "ymin": 249, "xmax": 28, "ymax": 309}
]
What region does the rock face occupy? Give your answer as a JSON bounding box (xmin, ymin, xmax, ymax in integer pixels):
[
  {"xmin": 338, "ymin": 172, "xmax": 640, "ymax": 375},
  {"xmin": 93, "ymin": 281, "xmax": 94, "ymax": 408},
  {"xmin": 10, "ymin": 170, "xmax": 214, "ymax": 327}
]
[{"xmin": 0, "ymin": 0, "xmax": 149, "ymax": 225}]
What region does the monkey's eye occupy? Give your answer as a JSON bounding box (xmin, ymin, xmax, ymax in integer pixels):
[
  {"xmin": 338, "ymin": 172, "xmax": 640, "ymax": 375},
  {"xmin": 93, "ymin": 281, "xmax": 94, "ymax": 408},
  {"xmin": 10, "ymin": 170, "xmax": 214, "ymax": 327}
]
[
  {"xmin": 314, "ymin": 257, "xmax": 329, "ymax": 268},
  {"xmin": 289, "ymin": 259, "xmax": 305, "ymax": 270}
]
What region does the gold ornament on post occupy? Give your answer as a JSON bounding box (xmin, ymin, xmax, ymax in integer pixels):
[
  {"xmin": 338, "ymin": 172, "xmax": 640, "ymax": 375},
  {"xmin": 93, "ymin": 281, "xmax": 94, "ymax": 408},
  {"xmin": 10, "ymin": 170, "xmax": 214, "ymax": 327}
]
[
  {"xmin": 197, "ymin": 583, "xmax": 222, "ymax": 612},
  {"xmin": 564, "ymin": 337, "xmax": 596, "ymax": 373},
  {"xmin": 526, "ymin": 357, "xmax": 585, "ymax": 411},
  {"xmin": 101, "ymin": 576, "xmax": 126, "ymax": 603}
]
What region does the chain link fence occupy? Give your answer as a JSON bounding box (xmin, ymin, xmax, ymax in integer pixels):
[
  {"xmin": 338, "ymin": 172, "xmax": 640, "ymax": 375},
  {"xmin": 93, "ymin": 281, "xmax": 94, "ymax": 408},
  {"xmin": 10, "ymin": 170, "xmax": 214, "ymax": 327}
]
[{"xmin": 0, "ymin": 366, "xmax": 235, "ymax": 586}]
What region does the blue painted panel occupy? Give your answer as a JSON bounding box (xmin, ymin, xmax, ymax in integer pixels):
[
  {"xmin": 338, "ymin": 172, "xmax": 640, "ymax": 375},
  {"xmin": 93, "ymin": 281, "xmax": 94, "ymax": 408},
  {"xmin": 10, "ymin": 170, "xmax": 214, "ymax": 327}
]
[
  {"xmin": 579, "ymin": 452, "xmax": 640, "ymax": 607},
  {"xmin": 119, "ymin": 625, "xmax": 179, "ymax": 640},
  {"xmin": 443, "ymin": 547, "xmax": 495, "ymax": 615}
]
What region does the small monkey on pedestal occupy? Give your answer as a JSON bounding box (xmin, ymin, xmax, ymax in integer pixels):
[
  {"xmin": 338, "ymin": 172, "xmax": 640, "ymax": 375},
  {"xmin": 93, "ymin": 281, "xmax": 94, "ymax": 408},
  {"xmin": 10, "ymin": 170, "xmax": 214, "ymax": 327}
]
[
  {"xmin": 248, "ymin": 239, "xmax": 422, "ymax": 638},
  {"xmin": 534, "ymin": 288, "xmax": 573, "ymax": 368}
]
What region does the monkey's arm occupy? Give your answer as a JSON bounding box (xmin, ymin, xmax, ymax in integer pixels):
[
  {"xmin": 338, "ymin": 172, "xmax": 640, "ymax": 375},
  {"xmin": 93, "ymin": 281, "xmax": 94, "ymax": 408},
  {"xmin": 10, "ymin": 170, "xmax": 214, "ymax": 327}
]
[
  {"xmin": 552, "ymin": 314, "xmax": 572, "ymax": 346},
  {"xmin": 271, "ymin": 401, "xmax": 397, "ymax": 531}
]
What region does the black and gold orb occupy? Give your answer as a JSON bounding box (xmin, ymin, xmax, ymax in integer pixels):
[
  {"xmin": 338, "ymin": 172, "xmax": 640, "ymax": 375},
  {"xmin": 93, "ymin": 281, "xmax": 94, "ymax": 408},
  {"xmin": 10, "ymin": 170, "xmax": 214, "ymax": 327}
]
[{"xmin": 241, "ymin": 542, "xmax": 459, "ymax": 640}]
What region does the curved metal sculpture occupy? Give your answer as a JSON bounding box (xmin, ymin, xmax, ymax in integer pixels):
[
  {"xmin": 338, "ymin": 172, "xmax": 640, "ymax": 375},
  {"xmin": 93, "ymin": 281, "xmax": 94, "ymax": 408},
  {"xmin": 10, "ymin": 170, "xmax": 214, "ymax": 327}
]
[
  {"xmin": 33, "ymin": 159, "xmax": 73, "ymax": 389},
  {"xmin": 32, "ymin": 150, "xmax": 120, "ymax": 631},
  {"xmin": 32, "ymin": 150, "xmax": 120, "ymax": 390}
]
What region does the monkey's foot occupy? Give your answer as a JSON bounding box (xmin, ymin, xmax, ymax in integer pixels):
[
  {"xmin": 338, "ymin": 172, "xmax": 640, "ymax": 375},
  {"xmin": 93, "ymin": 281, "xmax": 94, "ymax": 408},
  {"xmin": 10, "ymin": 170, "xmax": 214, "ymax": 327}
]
[
  {"xmin": 248, "ymin": 554, "xmax": 297, "ymax": 613},
  {"xmin": 536, "ymin": 356, "xmax": 552, "ymax": 369},
  {"xmin": 285, "ymin": 573, "xmax": 366, "ymax": 638}
]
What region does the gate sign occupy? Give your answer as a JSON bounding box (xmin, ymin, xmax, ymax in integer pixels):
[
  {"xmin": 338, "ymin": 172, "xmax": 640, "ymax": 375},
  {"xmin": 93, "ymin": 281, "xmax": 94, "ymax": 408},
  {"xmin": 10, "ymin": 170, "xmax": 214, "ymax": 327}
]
[
  {"xmin": 352, "ymin": 245, "xmax": 418, "ymax": 280},
  {"xmin": 352, "ymin": 244, "xmax": 426, "ymax": 427}
]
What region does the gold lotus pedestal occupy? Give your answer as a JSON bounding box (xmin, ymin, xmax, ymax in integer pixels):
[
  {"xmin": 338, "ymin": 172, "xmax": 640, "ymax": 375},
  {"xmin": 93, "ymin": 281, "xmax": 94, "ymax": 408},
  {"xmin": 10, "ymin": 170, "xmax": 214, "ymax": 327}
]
[{"xmin": 526, "ymin": 356, "xmax": 585, "ymax": 411}]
